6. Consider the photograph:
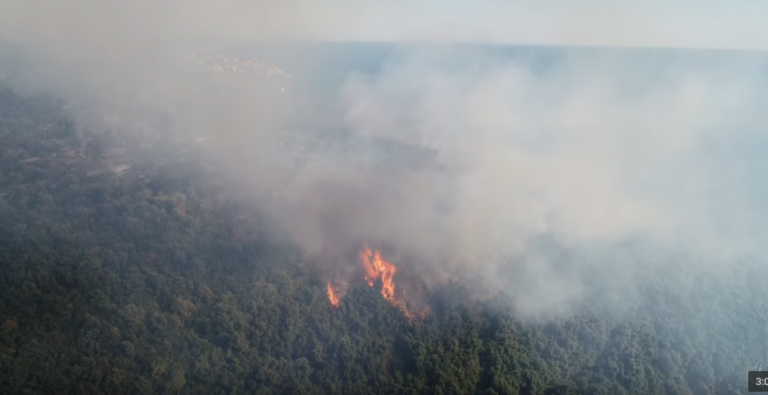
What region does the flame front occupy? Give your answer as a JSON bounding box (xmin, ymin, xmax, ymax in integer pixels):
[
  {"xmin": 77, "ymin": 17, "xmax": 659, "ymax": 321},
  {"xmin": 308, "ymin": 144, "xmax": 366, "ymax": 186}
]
[
  {"xmin": 359, "ymin": 244, "xmax": 412, "ymax": 318},
  {"xmin": 324, "ymin": 244, "xmax": 427, "ymax": 322},
  {"xmin": 327, "ymin": 282, "xmax": 340, "ymax": 307}
]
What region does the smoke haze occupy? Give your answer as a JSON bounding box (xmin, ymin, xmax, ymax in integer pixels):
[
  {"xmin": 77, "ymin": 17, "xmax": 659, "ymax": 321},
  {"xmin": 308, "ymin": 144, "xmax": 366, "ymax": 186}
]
[{"xmin": 2, "ymin": 0, "xmax": 768, "ymax": 318}]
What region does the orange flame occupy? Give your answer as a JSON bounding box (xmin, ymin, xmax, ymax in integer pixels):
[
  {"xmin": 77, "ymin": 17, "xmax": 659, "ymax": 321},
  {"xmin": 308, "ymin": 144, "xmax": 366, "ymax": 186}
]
[
  {"xmin": 359, "ymin": 244, "xmax": 413, "ymax": 319},
  {"xmin": 324, "ymin": 244, "xmax": 428, "ymax": 323},
  {"xmin": 327, "ymin": 282, "xmax": 340, "ymax": 307}
]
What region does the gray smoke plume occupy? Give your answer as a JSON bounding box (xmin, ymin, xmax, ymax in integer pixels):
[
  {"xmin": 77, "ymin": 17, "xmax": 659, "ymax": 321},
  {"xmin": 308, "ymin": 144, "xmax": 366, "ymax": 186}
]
[
  {"xmin": 276, "ymin": 47, "xmax": 768, "ymax": 316},
  {"xmin": 2, "ymin": 0, "xmax": 768, "ymax": 319}
]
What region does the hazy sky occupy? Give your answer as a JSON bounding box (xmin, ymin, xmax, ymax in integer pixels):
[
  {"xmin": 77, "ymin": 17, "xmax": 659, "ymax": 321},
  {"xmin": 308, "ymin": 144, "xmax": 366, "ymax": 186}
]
[
  {"xmin": 251, "ymin": 1, "xmax": 768, "ymax": 49},
  {"xmin": 2, "ymin": 0, "xmax": 767, "ymax": 49},
  {"xmin": 216, "ymin": 0, "xmax": 768, "ymax": 49},
  {"xmin": 349, "ymin": 0, "xmax": 768, "ymax": 49}
]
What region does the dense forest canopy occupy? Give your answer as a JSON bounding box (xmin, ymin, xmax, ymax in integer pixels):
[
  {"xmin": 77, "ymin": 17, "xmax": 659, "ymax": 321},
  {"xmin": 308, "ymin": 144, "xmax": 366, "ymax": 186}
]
[{"xmin": 1, "ymin": 67, "xmax": 767, "ymax": 395}]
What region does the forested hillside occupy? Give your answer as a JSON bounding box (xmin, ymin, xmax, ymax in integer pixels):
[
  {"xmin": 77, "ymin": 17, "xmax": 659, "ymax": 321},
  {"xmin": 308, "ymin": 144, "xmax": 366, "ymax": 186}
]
[{"xmin": 0, "ymin": 86, "xmax": 763, "ymax": 395}]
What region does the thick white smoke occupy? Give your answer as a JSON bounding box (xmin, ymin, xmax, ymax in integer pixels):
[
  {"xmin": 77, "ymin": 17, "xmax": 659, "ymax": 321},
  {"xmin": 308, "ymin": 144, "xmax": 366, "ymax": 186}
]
[
  {"xmin": 281, "ymin": 48, "xmax": 768, "ymax": 316},
  {"xmin": 2, "ymin": 0, "xmax": 768, "ymax": 318}
]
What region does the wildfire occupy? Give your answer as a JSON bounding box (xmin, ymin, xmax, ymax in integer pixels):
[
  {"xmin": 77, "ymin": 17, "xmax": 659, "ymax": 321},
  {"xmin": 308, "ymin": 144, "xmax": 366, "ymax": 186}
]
[
  {"xmin": 327, "ymin": 282, "xmax": 340, "ymax": 308},
  {"xmin": 324, "ymin": 244, "xmax": 428, "ymax": 323},
  {"xmin": 359, "ymin": 244, "xmax": 412, "ymax": 319}
]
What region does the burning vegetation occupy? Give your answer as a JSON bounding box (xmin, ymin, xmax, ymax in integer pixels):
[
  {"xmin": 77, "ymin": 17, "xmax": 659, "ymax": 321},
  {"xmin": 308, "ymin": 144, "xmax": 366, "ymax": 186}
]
[
  {"xmin": 326, "ymin": 282, "xmax": 340, "ymax": 307},
  {"xmin": 327, "ymin": 244, "xmax": 427, "ymax": 323},
  {"xmin": 359, "ymin": 244, "xmax": 411, "ymax": 318}
]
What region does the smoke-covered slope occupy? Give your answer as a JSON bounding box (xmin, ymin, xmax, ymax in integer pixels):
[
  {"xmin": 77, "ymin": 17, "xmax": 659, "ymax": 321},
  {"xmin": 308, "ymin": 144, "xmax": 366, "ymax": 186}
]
[{"xmin": 0, "ymin": 85, "xmax": 765, "ymax": 395}]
